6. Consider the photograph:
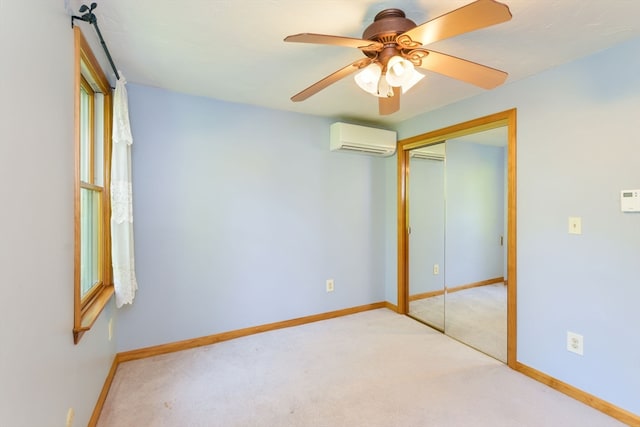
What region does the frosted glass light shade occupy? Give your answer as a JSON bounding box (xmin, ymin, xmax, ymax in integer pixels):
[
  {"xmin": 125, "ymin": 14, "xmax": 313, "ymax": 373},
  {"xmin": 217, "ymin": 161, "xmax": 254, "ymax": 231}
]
[
  {"xmin": 377, "ymin": 75, "xmax": 393, "ymax": 98},
  {"xmin": 400, "ymin": 70, "xmax": 425, "ymax": 93},
  {"xmin": 354, "ymin": 63, "xmax": 382, "ymax": 95},
  {"xmin": 355, "ymin": 58, "xmax": 424, "ymax": 97},
  {"xmin": 385, "ymin": 56, "xmax": 415, "ymax": 87}
]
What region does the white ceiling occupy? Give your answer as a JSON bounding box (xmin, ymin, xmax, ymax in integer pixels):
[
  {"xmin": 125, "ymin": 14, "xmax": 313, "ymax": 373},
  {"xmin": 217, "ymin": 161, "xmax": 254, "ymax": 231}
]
[{"xmin": 67, "ymin": 0, "xmax": 640, "ymax": 125}]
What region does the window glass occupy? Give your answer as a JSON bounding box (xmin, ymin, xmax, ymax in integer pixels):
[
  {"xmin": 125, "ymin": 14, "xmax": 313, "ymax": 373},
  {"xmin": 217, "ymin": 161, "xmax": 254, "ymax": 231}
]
[
  {"xmin": 93, "ymin": 93, "xmax": 104, "ymax": 186},
  {"xmin": 80, "ymin": 187, "xmax": 100, "ymax": 297},
  {"xmin": 80, "ymin": 85, "xmax": 92, "ymax": 183}
]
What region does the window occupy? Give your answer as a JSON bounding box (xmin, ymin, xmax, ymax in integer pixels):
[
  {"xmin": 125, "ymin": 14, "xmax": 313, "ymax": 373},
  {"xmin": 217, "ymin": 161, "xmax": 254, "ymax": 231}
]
[{"xmin": 74, "ymin": 27, "xmax": 114, "ymax": 343}]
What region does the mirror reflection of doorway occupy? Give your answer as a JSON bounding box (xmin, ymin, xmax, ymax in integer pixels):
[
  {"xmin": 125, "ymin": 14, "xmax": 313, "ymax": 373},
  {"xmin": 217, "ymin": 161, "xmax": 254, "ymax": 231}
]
[{"xmin": 399, "ymin": 110, "xmax": 516, "ymax": 366}]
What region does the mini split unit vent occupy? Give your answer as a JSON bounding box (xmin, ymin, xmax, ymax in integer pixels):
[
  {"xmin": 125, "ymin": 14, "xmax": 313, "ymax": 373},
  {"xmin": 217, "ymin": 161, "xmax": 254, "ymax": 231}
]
[{"xmin": 330, "ymin": 122, "xmax": 397, "ymax": 157}]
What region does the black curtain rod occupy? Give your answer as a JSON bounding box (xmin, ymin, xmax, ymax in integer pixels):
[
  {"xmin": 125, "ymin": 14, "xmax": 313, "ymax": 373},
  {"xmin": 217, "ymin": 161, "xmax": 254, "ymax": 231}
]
[{"xmin": 72, "ymin": 2, "xmax": 120, "ymax": 81}]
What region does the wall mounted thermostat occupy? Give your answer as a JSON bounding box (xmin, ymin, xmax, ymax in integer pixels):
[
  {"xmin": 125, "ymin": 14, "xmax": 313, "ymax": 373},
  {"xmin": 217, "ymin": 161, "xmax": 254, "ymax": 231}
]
[{"xmin": 621, "ymin": 189, "xmax": 640, "ymax": 212}]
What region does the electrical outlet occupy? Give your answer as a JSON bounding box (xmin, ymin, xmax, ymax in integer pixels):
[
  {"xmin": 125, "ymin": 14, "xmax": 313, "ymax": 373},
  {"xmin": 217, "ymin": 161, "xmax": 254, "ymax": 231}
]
[
  {"xmin": 567, "ymin": 331, "xmax": 584, "ymax": 355},
  {"xmin": 433, "ymin": 264, "xmax": 440, "ymax": 275},
  {"xmin": 108, "ymin": 317, "xmax": 113, "ymax": 341},
  {"xmin": 66, "ymin": 408, "xmax": 74, "ymax": 427},
  {"xmin": 568, "ymin": 217, "xmax": 582, "ymax": 235},
  {"xmin": 326, "ymin": 279, "xmax": 334, "ymax": 292}
]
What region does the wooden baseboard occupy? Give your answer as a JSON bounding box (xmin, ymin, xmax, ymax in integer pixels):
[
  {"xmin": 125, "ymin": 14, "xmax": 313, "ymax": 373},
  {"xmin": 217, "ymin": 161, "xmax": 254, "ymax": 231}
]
[
  {"xmin": 447, "ymin": 276, "xmax": 504, "ymax": 294},
  {"xmin": 117, "ymin": 302, "xmax": 388, "ymax": 363},
  {"xmin": 384, "ymin": 301, "xmax": 398, "ymax": 312},
  {"xmin": 515, "ymin": 362, "xmax": 640, "ymax": 427},
  {"xmin": 88, "ymin": 355, "xmax": 119, "ymax": 427},
  {"xmin": 409, "ymin": 277, "xmax": 504, "ymax": 301},
  {"xmin": 409, "ymin": 289, "xmax": 444, "ymax": 301}
]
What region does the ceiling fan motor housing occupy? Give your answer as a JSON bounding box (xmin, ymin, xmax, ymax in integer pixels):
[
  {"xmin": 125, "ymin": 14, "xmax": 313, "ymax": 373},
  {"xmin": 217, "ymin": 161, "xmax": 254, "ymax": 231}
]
[
  {"xmin": 363, "ymin": 9, "xmax": 417, "ymax": 41},
  {"xmin": 362, "ymin": 9, "xmax": 417, "ymax": 63}
]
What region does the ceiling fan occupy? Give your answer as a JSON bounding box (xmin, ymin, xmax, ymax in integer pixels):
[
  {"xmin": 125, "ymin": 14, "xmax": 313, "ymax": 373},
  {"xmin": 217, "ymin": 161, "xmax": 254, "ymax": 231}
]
[{"xmin": 284, "ymin": 0, "xmax": 512, "ymax": 115}]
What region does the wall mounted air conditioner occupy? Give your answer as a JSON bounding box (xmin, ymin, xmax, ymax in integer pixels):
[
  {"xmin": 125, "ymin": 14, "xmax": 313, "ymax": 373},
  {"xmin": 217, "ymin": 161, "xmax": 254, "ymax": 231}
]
[
  {"xmin": 330, "ymin": 122, "xmax": 397, "ymax": 157},
  {"xmin": 410, "ymin": 146, "xmax": 446, "ymax": 161},
  {"xmin": 409, "ymin": 142, "xmax": 446, "ymax": 161}
]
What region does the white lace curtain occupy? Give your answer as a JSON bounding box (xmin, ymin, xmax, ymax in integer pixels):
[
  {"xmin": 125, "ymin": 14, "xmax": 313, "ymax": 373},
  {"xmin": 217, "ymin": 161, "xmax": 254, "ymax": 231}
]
[{"xmin": 111, "ymin": 73, "xmax": 138, "ymax": 308}]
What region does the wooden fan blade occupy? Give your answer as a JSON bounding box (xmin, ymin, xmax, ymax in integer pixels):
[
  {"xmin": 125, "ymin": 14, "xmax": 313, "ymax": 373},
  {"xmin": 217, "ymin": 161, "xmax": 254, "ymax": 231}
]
[
  {"xmin": 417, "ymin": 50, "xmax": 507, "ymax": 89},
  {"xmin": 379, "ymin": 89, "xmax": 400, "ymax": 115},
  {"xmin": 291, "ymin": 58, "xmax": 372, "ymax": 102},
  {"xmin": 401, "ymin": 0, "xmax": 511, "ymax": 46},
  {"xmin": 284, "ymin": 33, "xmax": 383, "ymax": 52}
]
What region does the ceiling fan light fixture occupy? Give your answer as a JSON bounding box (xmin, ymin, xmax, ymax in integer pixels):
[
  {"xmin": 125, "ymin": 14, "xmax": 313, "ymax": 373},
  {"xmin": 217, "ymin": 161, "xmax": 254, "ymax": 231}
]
[
  {"xmin": 376, "ymin": 75, "xmax": 394, "ymax": 98},
  {"xmin": 354, "ymin": 63, "xmax": 382, "ymax": 95},
  {"xmin": 385, "ymin": 55, "xmax": 415, "ymax": 87},
  {"xmin": 400, "ymin": 69, "xmax": 425, "ymax": 94},
  {"xmin": 285, "ymin": 1, "xmax": 513, "ymax": 115}
]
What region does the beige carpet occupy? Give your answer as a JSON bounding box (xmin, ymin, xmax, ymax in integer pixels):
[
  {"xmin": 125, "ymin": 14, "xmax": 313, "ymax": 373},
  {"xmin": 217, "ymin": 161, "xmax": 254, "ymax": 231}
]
[
  {"xmin": 98, "ymin": 309, "xmax": 625, "ymax": 427},
  {"xmin": 409, "ymin": 294, "xmax": 445, "ymax": 331},
  {"xmin": 410, "ymin": 283, "xmax": 507, "ymax": 362}
]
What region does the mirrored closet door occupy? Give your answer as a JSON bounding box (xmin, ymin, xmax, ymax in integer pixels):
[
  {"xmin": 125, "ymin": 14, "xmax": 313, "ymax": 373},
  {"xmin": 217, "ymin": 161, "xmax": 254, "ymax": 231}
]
[
  {"xmin": 408, "ymin": 143, "xmax": 446, "ymax": 331},
  {"xmin": 401, "ymin": 111, "xmax": 516, "ymax": 365}
]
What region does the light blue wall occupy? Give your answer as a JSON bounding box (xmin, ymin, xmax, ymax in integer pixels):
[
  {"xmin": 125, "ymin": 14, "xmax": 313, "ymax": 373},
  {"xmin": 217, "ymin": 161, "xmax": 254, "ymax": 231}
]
[
  {"xmin": 384, "ymin": 156, "xmax": 398, "ymax": 304},
  {"xmin": 117, "ymin": 85, "xmax": 388, "ymax": 351},
  {"xmin": 0, "ymin": 2, "xmax": 117, "ymax": 426},
  {"xmin": 445, "ymin": 142, "xmax": 505, "ymax": 287},
  {"xmin": 395, "ymin": 37, "xmax": 640, "ymax": 415}
]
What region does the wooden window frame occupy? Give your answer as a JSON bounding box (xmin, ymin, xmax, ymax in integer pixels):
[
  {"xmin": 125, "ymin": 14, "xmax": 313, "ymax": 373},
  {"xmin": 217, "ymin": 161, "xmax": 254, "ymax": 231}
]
[{"xmin": 74, "ymin": 26, "xmax": 114, "ymax": 344}]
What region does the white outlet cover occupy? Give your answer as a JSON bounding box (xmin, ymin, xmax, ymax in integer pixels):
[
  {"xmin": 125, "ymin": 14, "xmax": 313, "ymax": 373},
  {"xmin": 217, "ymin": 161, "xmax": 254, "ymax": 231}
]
[
  {"xmin": 567, "ymin": 331, "xmax": 584, "ymax": 355},
  {"xmin": 326, "ymin": 279, "xmax": 334, "ymax": 292}
]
